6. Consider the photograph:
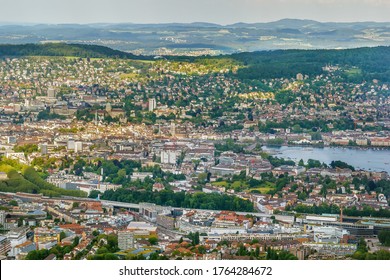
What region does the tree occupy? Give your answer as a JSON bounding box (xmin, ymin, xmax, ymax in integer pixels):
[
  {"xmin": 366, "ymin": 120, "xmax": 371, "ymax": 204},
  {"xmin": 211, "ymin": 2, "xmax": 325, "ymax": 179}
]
[
  {"xmin": 88, "ymin": 190, "xmax": 100, "ymax": 199},
  {"xmin": 72, "ymin": 236, "xmax": 80, "ymax": 247},
  {"xmin": 60, "ymin": 231, "xmax": 66, "ymax": 241},
  {"xmin": 330, "ymin": 160, "xmax": 355, "ymax": 171},
  {"xmin": 9, "ymin": 200, "xmax": 18, "ymax": 207},
  {"xmin": 17, "ymin": 217, "xmax": 24, "ymax": 227},
  {"xmin": 25, "ymin": 249, "xmax": 50, "ymax": 260},
  {"xmin": 378, "ymin": 230, "xmax": 390, "ymax": 246},
  {"xmin": 187, "ymin": 232, "xmax": 200, "ymax": 246},
  {"xmin": 148, "ymin": 236, "xmax": 158, "ymax": 246},
  {"xmin": 266, "ymin": 248, "xmax": 297, "ymax": 260},
  {"xmin": 197, "ymin": 173, "xmax": 207, "ymax": 183}
]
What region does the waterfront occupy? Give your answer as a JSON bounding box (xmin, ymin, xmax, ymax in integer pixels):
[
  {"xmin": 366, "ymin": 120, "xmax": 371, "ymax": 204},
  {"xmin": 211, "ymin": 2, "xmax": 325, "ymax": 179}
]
[{"xmin": 262, "ymin": 146, "xmax": 390, "ymax": 174}]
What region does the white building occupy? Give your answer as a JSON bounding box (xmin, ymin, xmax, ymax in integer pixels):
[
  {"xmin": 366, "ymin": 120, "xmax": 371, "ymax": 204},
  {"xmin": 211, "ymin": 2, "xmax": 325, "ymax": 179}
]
[
  {"xmin": 74, "ymin": 141, "xmax": 83, "ymax": 153},
  {"xmin": 161, "ymin": 150, "xmax": 177, "ymax": 164},
  {"xmin": 118, "ymin": 231, "xmax": 134, "ymax": 251},
  {"xmin": 6, "ymin": 228, "xmax": 28, "ymax": 250},
  {"xmin": 148, "ymin": 98, "xmax": 156, "ymax": 111},
  {"xmin": 0, "ymin": 211, "xmax": 6, "ymax": 226},
  {"xmin": 131, "ymin": 172, "xmax": 153, "ymax": 182},
  {"xmin": 67, "ymin": 140, "xmax": 75, "ymax": 151}
]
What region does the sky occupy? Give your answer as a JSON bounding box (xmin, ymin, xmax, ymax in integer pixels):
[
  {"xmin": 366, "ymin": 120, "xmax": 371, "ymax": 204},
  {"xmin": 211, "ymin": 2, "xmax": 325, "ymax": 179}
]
[{"xmin": 1, "ymin": 0, "xmax": 389, "ymax": 24}]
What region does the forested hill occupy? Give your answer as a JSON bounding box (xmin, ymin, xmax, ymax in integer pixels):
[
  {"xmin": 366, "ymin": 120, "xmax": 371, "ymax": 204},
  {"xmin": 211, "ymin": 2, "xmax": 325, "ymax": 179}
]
[
  {"xmin": 229, "ymin": 46, "xmax": 390, "ymax": 82},
  {"xmin": 1, "ymin": 43, "xmax": 389, "ymax": 82},
  {"xmin": 0, "ymin": 43, "xmax": 148, "ymax": 60}
]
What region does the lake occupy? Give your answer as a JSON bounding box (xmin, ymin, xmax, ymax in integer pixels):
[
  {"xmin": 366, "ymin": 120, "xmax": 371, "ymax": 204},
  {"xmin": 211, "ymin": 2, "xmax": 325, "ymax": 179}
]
[{"xmin": 262, "ymin": 146, "xmax": 390, "ymax": 174}]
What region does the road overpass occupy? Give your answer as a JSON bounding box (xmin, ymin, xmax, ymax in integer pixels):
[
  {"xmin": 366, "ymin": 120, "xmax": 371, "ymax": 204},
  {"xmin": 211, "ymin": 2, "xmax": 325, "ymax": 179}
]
[{"xmin": 100, "ymin": 199, "xmax": 273, "ymax": 219}]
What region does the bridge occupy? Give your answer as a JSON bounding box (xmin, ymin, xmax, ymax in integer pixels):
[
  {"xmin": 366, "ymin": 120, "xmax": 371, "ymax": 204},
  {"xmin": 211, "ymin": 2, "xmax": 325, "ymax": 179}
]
[
  {"xmin": 100, "ymin": 200, "xmax": 140, "ymax": 209},
  {"xmin": 1, "ymin": 191, "xmax": 276, "ymax": 219},
  {"xmin": 100, "ymin": 199, "xmax": 273, "ymax": 219}
]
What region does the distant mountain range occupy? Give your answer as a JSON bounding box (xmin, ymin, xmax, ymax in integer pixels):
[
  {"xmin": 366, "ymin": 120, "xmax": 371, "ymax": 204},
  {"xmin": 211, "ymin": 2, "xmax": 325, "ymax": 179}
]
[{"xmin": 0, "ymin": 19, "xmax": 389, "ymax": 55}]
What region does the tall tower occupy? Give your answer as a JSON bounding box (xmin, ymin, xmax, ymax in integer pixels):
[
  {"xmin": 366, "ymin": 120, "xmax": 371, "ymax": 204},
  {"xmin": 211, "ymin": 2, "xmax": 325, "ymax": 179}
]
[
  {"xmin": 170, "ymin": 122, "xmax": 176, "ymax": 137},
  {"xmin": 47, "ymin": 88, "xmax": 56, "ymax": 99},
  {"xmin": 148, "ymin": 98, "xmax": 156, "ymax": 111},
  {"xmin": 106, "ymin": 102, "xmax": 112, "ymax": 113}
]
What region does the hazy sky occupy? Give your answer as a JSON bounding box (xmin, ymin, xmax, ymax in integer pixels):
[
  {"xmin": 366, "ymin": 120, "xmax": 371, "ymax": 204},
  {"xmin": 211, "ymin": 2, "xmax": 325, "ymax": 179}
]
[{"xmin": 1, "ymin": 0, "xmax": 389, "ymax": 24}]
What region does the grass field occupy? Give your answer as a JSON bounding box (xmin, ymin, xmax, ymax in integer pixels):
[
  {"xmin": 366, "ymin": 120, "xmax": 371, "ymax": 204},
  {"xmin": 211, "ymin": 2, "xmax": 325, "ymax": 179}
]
[
  {"xmin": 212, "ymin": 181, "xmax": 228, "ymax": 187},
  {"xmin": 246, "ymin": 181, "xmax": 275, "ymax": 194},
  {"xmin": 345, "ymin": 67, "xmax": 362, "ymax": 77}
]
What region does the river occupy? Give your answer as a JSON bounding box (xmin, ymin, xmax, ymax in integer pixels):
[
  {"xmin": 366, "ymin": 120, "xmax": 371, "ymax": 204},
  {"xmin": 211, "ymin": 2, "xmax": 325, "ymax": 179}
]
[{"xmin": 262, "ymin": 146, "xmax": 390, "ymax": 174}]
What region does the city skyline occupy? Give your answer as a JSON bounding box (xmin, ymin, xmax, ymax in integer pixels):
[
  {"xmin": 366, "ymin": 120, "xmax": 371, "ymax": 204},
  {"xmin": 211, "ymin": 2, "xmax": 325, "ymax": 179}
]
[{"xmin": 1, "ymin": 0, "xmax": 390, "ymax": 25}]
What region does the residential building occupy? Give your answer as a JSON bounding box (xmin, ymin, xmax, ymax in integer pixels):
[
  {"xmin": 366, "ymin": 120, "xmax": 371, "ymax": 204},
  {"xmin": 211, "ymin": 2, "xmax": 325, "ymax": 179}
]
[{"xmin": 118, "ymin": 230, "xmax": 134, "ymax": 251}]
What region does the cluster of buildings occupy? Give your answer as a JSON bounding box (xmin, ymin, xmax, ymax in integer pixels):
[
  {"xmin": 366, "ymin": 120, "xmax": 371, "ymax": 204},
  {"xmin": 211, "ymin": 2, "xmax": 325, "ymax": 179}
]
[
  {"xmin": 1, "ymin": 50, "xmax": 390, "ymax": 260},
  {"xmin": 1, "ymin": 186, "xmax": 390, "ymax": 260}
]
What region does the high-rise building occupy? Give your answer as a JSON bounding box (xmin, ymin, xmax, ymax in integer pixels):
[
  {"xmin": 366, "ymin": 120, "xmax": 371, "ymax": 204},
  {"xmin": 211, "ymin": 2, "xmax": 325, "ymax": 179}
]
[
  {"xmin": 118, "ymin": 231, "xmax": 134, "ymax": 251},
  {"xmin": 106, "ymin": 102, "xmax": 112, "ymax": 113},
  {"xmin": 75, "ymin": 142, "xmax": 83, "ymax": 153},
  {"xmin": 170, "ymin": 122, "xmax": 176, "ymax": 137},
  {"xmin": 40, "ymin": 143, "xmax": 48, "ymax": 155},
  {"xmin": 47, "ymin": 88, "xmax": 56, "ymax": 99},
  {"xmin": 0, "ymin": 236, "xmax": 11, "ymax": 256},
  {"xmin": 67, "ymin": 140, "xmax": 75, "ymax": 151},
  {"xmin": 148, "ymin": 98, "xmax": 156, "ymax": 112},
  {"xmin": 0, "ymin": 210, "xmax": 6, "ymax": 226},
  {"xmin": 160, "ymin": 150, "xmax": 177, "ymax": 164},
  {"xmin": 7, "ymin": 136, "xmax": 17, "ymax": 144}
]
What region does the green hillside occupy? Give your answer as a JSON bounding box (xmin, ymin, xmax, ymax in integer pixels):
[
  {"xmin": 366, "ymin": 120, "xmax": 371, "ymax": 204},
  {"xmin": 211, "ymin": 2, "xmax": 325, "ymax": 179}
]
[
  {"xmin": 0, "ymin": 43, "xmax": 148, "ymax": 60},
  {"xmin": 0, "ymin": 160, "xmax": 86, "ymax": 198}
]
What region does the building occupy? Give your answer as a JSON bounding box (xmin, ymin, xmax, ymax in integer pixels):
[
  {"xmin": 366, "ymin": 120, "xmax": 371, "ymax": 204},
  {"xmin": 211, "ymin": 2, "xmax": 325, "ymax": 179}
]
[
  {"xmin": 10, "ymin": 240, "xmax": 36, "ymax": 259},
  {"xmin": 7, "ymin": 227, "xmax": 28, "ymax": 249},
  {"xmin": 131, "ymin": 172, "xmax": 153, "ymax": 182},
  {"xmin": 156, "ymin": 214, "xmax": 176, "ymax": 230},
  {"xmin": 33, "ymin": 228, "xmax": 60, "ymax": 248},
  {"xmin": 0, "ymin": 236, "xmax": 11, "ymax": 256},
  {"xmin": 0, "ymin": 172, "xmax": 8, "ymax": 181},
  {"xmin": 47, "ymin": 88, "xmax": 56, "ymax": 99},
  {"xmin": 40, "ymin": 143, "xmax": 48, "ymax": 155},
  {"xmin": 127, "ymin": 222, "xmax": 157, "ymax": 236},
  {"xmin": 0, "ymin": 210, "xmax": 6, "ymax": 226},
  {"xmin": 139, "ymin": 203, "xmax": 172, "ymax": 223},
  {"xmin": 303, "ymin": 242, "xmax": 356, "ymax": 256},
  {"xmin": 161, "ymin": 150, "xmax": 177, "ymax": 165},
  {"xmin": 74, "ymin": 141, "xmax": 83, "ymax": 153},
  {"xmin": 44, "ymin": 253, "xmax": 57, "ymax": 260},
  {"xmin": 296, "ymin": 73, "xmax": 304, "ymax": 81},
  {"xmin": 170, "ymin": 122, "xmax": 176, "ymax": 137},
  {"xmin": 118, "ymin": 231, "xmax": 134, "ymax": 251},
  {"xmin": 148, "ymin": 98, "xmax": 156, "ymax": 112},
  {"xmin": 7, "ymin": 136, "xmax": 17, "ymax": 144},
  {"xmin": 67, "ymin": 140, "xmax": 75, "ymax": 151}
]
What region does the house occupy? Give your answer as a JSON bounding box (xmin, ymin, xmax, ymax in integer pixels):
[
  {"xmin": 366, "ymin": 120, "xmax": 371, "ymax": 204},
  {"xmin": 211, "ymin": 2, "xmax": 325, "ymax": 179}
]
[{"xmin": 0, "ymin": 172, "xmax": 7, "ymax": 180}]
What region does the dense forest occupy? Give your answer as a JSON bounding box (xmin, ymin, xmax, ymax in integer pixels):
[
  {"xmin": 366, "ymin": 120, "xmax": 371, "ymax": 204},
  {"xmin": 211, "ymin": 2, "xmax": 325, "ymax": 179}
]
[
  {"xmin": 229, "ymin": 46, "xmax": 390, "ymax": 82},
  {"xmin": 1, "ymin": 43, "xmax": 389, "ymax": 83},
  {"xmin": 0, "ymin": 43, "xmax": 147, "ymax": 60}
]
